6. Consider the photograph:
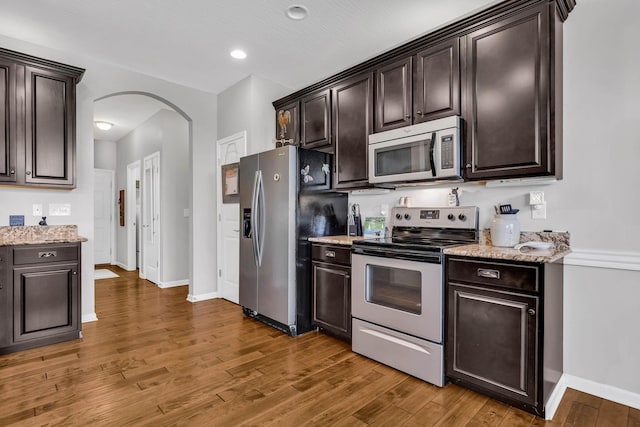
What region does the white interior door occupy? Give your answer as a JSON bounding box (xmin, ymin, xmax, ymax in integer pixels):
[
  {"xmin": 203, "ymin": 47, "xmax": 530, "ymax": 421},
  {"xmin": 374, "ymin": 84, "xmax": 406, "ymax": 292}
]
[
  {"xmin": 142, "ymin": 152, "xmax": 161, "ymax": 284},
  {"xmin": 94, "ymin": 169, "xmax": 114, "ymax": 265},
  {"xmin": 126, "ymin": 161, "xmax": 141, "ymax": 271},
  {"xmin": 217, "ymin": 131, "xmax": 247, "ymax": 304}
]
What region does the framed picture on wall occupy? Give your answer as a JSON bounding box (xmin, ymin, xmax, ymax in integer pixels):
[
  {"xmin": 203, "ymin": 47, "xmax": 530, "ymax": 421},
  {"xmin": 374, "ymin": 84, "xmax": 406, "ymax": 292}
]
[{"xmin": 221, "ymin": 162, "xmax": 240, "ymax": 204}]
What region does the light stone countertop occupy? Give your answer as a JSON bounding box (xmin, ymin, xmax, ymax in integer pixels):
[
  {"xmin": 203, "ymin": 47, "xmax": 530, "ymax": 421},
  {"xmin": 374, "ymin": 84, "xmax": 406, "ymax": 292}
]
[
  {"xmin": 308, "ymin": 235, "xmax": 365, "ymax": 246},
  {"xmin": 0, "ymin": 225, "xmax": 88, "ymax": 246},
  {"xmin": 444, "ymin": 230, "xmax": 571, "ymax": 263}
]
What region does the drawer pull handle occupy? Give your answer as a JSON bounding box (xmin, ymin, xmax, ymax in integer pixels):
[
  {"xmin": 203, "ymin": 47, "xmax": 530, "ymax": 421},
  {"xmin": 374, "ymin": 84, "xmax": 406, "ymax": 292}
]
[
  {"xmin": 477, "ymin": 268, "xmax": 500, "ymax": 279},
  {"xmin": 325, "ymin": 250, "xmax": 336, "ymax": 258},
  {"xmin": 38, "ymin": 251, "xmax": 57, "ymax": 258}
]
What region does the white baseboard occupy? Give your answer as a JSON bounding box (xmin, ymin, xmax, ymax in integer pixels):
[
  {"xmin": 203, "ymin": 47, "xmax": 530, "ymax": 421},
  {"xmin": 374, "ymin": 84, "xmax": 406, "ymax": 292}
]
[
  {"xmin": 115, "ymin": 261, "xmax": 136, "ymax": 271},
  {"xmin": 158, "ymin": 279, "xmax": 189, "ymax": 288},
  {"xmin": 187, "ymin": 292, "xmax": 219, "ymax": 302},
  {"xmin": 563, "ymin": 374, "xmax": 640, "ymax": 411},
  {"xmin": 82, "ymin": 313, "xmax": 98, "ymax": 323},
  {"xmin": 545, "ymin": 374, "xmax": 568, "ymax": 420}
]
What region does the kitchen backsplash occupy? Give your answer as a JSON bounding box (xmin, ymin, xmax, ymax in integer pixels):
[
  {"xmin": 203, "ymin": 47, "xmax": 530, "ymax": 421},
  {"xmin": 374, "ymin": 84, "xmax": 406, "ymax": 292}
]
[{"xmin": 348, "ymin": 182, "xmax": 567, "ymax": 233}]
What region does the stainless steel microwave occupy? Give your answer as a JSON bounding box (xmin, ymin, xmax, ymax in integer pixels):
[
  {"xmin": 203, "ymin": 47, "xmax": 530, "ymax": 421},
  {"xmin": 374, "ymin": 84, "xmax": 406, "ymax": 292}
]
[{"xmin": 368, "ymin": 116, "xmax": 462, "ymax": 184}]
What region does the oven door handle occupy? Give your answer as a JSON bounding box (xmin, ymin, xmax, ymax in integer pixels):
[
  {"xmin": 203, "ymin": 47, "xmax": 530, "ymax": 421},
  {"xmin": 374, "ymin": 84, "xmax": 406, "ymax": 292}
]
[{"xmin": 352, "ymin": 246, "xmax": 442, "ymax": 264}]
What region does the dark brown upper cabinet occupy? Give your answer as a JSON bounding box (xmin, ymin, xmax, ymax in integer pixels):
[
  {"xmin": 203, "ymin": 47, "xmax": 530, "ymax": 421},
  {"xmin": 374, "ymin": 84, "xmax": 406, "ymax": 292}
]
[
  {"xmin": 0, "ymin": 48, "xmax": 83, "ymax": 189},
  {"xmin": 274, "ymin": 100, "xmax": 299, "ymax": 147},
  {"xmin": 301, "ymin": 89, "xmax": 331, "ymax": 149},
  {"xmin": 374, "ymin": 57, "xmax": 412, "ymax": 132},
  {"xmin": 375, "ymin": 38, "xmax": 460, "ymax": 133},
  {"xmin": 414, "ymin": 38, "xmax": 460, "ymax": 123},
  {"xmin": 0, "ymin": 58, "xmax": 17, "ymax": 183},
  {"xmin": 332, "ymin": 73, "xmax": 374, "ymax": 189},
  {"xmin": 24, "ymin": 66, "xmax": 77, "ymax": 186},
  {"xmin": 462, "ymin": 3, "xmax": 561, "ymax": 180}
]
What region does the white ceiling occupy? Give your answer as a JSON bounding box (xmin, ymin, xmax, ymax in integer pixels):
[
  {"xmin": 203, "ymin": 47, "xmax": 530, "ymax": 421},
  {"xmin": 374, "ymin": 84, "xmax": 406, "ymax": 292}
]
[
  {"xmin": 1, "ymin": 0, "xmax": 499, "ymax": 140},
  {"xmin": 93, "ymin": 95, "xmax": 168, "ymax": 142}
]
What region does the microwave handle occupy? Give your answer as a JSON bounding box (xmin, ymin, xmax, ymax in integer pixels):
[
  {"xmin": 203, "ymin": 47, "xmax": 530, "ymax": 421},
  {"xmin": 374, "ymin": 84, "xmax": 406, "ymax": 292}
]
[{"xmin": 429, "ymin": 132, "xmax": 437, "ymax": 177}]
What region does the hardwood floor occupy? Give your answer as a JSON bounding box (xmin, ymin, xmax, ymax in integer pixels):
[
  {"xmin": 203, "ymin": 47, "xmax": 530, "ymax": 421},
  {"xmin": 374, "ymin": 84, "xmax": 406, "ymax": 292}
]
[{"xmin": 1, "ymin": 266, "xmax": 637, "ymax": 426}]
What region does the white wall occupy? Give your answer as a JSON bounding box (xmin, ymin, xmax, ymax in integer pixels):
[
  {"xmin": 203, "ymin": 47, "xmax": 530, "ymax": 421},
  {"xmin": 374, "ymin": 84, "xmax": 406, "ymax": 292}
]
[
  {"xmin": 348, "ymin": 0, "xmax": 640, "ymax": 408},
  {"xmin": 0, "ymin": 33, "xmax": 218, "ymax": 320},
  {"xmin": 94, "ymin": 139, "xmax": 117, "ymax": 170},
  {"xmin": 115, "ymin": 109, "xmax": 189, "ymax": 284},
  {"xmin": 217, "ymin": 74, "xmax": 288, "ymax": 152}
]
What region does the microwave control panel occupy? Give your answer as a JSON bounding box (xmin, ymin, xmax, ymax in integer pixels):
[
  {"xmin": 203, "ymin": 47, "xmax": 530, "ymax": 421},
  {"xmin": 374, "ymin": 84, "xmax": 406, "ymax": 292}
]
[{"xmin": 441, "ymin": 135, "xmax": 454, "ymax": 169}]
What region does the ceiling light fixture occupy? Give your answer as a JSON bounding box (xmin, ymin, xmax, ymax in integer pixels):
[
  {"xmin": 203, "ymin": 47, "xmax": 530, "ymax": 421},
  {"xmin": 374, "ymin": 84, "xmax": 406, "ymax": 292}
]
[
  {"xmin": 230, "ymin": 49, "xmax": 247, "ymax": 59},
  {"xmin": 94, "ymin": 121, "xmax": 114, "ymax": 131},
  {"xmin": 286, "ymin": 5, "xmax": 309, "ymax": 20}
]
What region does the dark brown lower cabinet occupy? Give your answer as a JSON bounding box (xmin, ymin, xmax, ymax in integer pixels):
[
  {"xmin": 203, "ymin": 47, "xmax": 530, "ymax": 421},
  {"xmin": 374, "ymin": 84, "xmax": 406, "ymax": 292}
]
[
  {"xmin": 0, "ymin": 247, "xmax": 8, "ymax": 347},
  {"xmin": 311, "ymin": 243, "xmax": 351, "ymax": 342},
  {"xmin": 1, "ymin": 242, "xmax": 81, "ymax": 354},
  {"xmin": 446, "ymin": 256, "xmax": 563, "ymax": 417}
]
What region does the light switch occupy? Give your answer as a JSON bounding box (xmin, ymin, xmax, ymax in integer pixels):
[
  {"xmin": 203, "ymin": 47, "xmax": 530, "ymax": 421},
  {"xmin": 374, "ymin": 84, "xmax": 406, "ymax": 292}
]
[{"xmin": 49, "ymin": 203, "xmax": 71, "ymax": 216}]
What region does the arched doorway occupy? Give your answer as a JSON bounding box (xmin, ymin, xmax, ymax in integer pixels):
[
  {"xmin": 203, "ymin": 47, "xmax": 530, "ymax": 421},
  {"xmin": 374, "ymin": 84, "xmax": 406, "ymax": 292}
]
[{"xmin": 93, "ymin": 92, "xmax": 192, "ymax": 289}]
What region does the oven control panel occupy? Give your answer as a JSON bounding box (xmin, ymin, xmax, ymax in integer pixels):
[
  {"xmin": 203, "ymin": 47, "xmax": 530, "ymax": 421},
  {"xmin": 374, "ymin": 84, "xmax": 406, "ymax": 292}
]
[{"xmin": 391, "ymin": 206, "xmax": 479, "ymax": 229}]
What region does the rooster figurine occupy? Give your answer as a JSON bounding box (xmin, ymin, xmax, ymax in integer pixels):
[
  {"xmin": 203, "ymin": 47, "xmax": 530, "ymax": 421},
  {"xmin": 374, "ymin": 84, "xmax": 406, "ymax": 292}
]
[{"xmin": 277, "ymin": 109, "xmax": 291, "ymax": 139}]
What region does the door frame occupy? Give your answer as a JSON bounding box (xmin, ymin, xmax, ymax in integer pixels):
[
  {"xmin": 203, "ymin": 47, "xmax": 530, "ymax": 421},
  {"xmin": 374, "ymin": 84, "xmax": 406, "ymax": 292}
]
[
  {"xmin": 141, "ymin": 151, "xmax": 161, "ymax": 283},
  {"xmin": 94, "ymin": 168, "xmax": 116, "ymax": 265},
  {"xmin": 216, "ymin": 131, "xmax": 247, "ymax": 303},
  {"xmin": 126, "ymin": 160, "xmax": 141, "ymax": 271}
]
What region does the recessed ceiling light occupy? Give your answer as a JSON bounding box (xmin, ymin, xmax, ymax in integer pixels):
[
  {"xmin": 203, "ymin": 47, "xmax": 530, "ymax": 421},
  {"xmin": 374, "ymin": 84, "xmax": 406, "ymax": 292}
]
[
  {"xmin": 286, "ymin": 5, "xmax": 309, "ymax": 20},
  {"xmin": 94, "ymin": 121, "xmax": 114, "ymax": 131},
  {"xmin": 230, "ymin": 49, "xmax": 247, "ymax": 59}
]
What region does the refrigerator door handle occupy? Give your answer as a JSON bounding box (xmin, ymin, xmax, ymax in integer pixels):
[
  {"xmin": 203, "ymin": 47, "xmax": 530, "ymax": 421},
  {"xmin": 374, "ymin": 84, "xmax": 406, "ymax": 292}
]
[
  {"xmin": 256, "ymin": 170, "xmax": 266, "ymax": 266},
  {"xmin": 251, "ymin": 170, "xmax": 261, "ymax": 266}
]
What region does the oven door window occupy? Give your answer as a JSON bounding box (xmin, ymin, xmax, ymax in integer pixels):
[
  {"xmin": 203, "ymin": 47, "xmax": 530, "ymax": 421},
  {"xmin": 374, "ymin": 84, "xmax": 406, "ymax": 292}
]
[
  {"xmin": 374, "ymin": 137, "xmax": 432, "ymax": 177},
  {"xmin": 365, "ymin": 264, "xmax": 422, "ymax": 314}
]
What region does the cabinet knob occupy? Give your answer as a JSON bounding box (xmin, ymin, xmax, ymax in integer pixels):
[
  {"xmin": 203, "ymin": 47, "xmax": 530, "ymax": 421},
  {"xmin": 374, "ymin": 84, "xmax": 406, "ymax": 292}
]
[
  {"xmin": 405, "ymin": 114, "xmax": 411, "ymax": 119},
  {"xmin": 73, "ymin": 271, "xmax": 78, "ymax": 275},
  {"xmin": 325, "ymin": 250, "xmax": 336, "ymax": 258},
  {"xmin": 10, "ymin": 169, "xmax": 15, "ymax": 175},
  {"xmin": 528, "ymin": 309, "xmax": 536, "ymax": 316},
  {"xmin": 465, "ymin": 164, "xmax": 472, "ymax": 168},
  {"xmin": 416, "ymin": 110, "xmax": 423, "ymax": 117},
  {"xmin": 26, "ymin": 171, "xmax": 31, "ymax": 176}
]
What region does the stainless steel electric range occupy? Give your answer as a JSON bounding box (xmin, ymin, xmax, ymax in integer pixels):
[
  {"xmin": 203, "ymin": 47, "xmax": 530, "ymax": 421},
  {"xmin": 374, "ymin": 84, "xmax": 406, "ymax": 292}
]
[{"xmin": 351, "ymin": 206, "xmax": 479, "ymax": 387}]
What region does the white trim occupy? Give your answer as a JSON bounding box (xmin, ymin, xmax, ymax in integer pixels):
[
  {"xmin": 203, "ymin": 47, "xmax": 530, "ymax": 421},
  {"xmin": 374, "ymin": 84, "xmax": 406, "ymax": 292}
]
[
  {"xmin": 544, "ymin": 374, "xmax": 568, "ymax": 420},
  {"xmin": 186, "ymin": 292, "xmax": 219, "ymax": 302},
  {"xmin": 563, "ymin": 374, "xmax": 640, "ymax": 411},
  {"xmin": 158, "ymin": 279, "xmax": 189, "ymax": 289},
  {"xmin": 564, "ymin": 249, "xmax": 640, "ymax": 271},
  {"xmin": 82, "ymin": 313, "xmax": 98, "ymax": 323}
]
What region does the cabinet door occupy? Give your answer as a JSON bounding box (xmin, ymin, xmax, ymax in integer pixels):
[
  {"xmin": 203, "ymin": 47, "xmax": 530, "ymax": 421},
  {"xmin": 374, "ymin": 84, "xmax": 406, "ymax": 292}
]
[
  {"xmin": 332, "ymin": 73, "xmax": 373, "ymax": 189},
  {"xmin": 0, "ymin": 58, "xmax": 17, "ymax": 183},
  {"xmin": 0, "ymin": 248, "xmax": 8, "ymax": 347},
  {"xmin": 274, "ymin": 101, "xmax": 299, "ymax": 146},
  {"xmin": 13, "ymin": 262, "xmax": 79, "ymax": 342},
  {"xmin": 375, "ymin": 57, "xmax": 412, "ymax": 133},
  {"xmin": 301, "ymin": 89, "xmax": 331, "ymax": 149},
  {"xmin": 414, "ymin": 38, "xmax": 460, "ymax": 123},
  {"xmin": 463, "ymin": 5, "xmax": 551, "ymax": 180},
  {"xmin": 312, "ymin": 261, "xmax": 351, "ymax": 341},
  {"xmin": 447, "ymin": 282, "xmax": 538, "ymax": 407},
  {"xmin": 24, "ymin": 65, "xmax": 76, "ymax": 186}
]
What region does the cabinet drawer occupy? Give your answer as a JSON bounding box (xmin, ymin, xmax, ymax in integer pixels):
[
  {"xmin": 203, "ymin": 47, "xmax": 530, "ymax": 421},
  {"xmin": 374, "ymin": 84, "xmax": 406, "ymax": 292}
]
[
  {"xmin": 12, "ymin": 244, "xmax": 79, "ymax": 265},
  {"xmin": 447, "ymin": 258, "xmax": 538, "ymax": 292},
  {"xmin": 312, "ymin": 244, "xmax": 351, "ymax": 266}
]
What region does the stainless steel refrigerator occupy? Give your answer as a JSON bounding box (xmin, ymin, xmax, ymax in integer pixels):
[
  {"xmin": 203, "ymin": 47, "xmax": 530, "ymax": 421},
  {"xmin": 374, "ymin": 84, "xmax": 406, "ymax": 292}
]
[{"xmin": 239, "ymin": 145, "xmax": 348, "ymax": 336}]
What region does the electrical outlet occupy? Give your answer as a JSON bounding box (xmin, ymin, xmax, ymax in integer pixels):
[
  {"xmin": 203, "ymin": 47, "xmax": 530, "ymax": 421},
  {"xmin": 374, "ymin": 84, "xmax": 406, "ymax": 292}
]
[
  {"xmin": 532, "ymin": 202, "xmax": 547, "ymax": 219},
  {"xmin": 33, "ymin": 204, "xmax": 43, "ymax": 216}
]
